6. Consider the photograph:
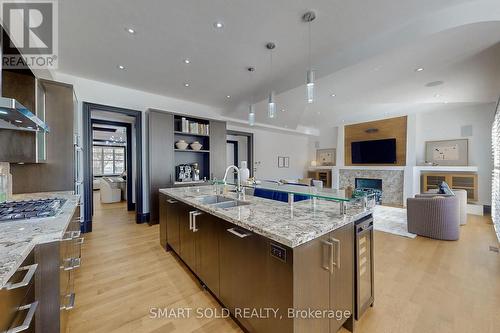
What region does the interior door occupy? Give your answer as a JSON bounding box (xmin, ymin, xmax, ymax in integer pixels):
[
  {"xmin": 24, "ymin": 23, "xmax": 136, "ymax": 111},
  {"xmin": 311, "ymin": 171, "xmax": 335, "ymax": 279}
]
[{"xmin": 330, "ymin": 223, "xmax": 354, "ymax": 333}]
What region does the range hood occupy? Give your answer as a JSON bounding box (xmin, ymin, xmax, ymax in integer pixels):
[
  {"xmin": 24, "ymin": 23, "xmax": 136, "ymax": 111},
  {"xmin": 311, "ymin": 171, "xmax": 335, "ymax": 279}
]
[{"xmin": 0, "ymin": 96, "xmax": 50, "ymax": 132}]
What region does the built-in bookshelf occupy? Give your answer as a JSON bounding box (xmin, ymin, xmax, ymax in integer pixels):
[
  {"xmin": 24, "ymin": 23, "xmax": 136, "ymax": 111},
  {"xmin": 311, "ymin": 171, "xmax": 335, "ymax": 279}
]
[{"xmin": 173, "ymin": 115, "xmax": 211, "ymax": 183}]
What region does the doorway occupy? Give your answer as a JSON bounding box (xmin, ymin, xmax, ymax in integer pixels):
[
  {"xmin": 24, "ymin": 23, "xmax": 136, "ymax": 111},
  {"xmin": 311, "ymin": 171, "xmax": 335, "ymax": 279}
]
[
  {"xmin": 82, "ymin": 103, "xmax": 144, "ymax": 233},
  {"xmin": 92, "ymin": 120, "xmax": 133, "ymax": 211},
  {"xmin": 226, "ymin": 130, "xmax": 254, "ymax": 178}
]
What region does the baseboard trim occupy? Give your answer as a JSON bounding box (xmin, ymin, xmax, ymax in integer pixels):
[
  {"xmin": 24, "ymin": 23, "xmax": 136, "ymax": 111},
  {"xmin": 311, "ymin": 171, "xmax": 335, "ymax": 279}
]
[{"xmin": 136, "ymin": 212, "xmax": 150, "ymax": 224}]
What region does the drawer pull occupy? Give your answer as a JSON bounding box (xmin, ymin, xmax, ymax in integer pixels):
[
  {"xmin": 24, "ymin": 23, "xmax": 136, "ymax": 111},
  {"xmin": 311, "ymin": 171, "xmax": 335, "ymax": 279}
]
[
  {"xmin": 167, "ymin": 199, "xmax": 178, "ymax": 204},
  {"xmin": 7, "ymin": 301, "xmax": 38, "ymax": 333},
  {"xmin": 60, "ymin": 293, "xmax": 76, "ymax": 311},
  {"xmin": 4, "ymin": 264, "xmax": 38, "ymax": 290},
  {"xmin": 62, "ymin": 230, "xmax": 81, "ymax": 241},
  {"xmin": 61, "ymin": 258, "xmax": 81, "ymax": 271},
  {"xmin": 227, "ymin": 227, "xmax": 251, "ymax": 238}
]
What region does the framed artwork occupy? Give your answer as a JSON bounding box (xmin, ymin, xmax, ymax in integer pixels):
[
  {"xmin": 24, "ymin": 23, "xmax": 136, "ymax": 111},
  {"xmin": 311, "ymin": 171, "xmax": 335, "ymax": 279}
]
[
  {"xmin": 425, "ymin": 139, "xmax": 468, "ymax": 166},
  {"xmin": 316, "ymin": 148, "xmax": 336, "ymax": 166}
]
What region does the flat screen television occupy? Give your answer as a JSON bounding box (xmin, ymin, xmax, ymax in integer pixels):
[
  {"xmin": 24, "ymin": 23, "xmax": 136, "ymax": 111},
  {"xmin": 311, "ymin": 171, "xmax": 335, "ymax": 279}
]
[{"xmin": 351, "ymin": 138, "xmax": 397, "ymax": 164}]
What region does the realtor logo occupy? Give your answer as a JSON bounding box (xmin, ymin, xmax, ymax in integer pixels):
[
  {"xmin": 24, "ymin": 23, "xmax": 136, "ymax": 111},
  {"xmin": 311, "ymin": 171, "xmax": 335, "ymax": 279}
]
[{"xmin": 0, "ymin": 0, "xmax": 58, "ymax": 69}]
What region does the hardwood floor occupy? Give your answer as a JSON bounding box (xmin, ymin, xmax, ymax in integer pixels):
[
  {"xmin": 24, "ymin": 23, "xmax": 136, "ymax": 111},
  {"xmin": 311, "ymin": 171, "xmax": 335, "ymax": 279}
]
[{"xmin": 69, "ymin": 194, "xmax": 500, "ymax": 332}]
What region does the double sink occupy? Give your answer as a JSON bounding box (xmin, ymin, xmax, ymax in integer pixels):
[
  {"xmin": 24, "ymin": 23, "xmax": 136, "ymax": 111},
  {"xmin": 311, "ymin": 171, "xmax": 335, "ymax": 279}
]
[{"xmin": 196, "ymin": 195, "xmax": 251, "ymax": 209}]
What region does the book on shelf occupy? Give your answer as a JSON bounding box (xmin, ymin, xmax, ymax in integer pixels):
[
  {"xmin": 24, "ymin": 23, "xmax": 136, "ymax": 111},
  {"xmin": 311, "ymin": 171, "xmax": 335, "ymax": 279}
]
[{"xmin": 179, "ymin": 118, "xmax": 210, "ymax": 135}]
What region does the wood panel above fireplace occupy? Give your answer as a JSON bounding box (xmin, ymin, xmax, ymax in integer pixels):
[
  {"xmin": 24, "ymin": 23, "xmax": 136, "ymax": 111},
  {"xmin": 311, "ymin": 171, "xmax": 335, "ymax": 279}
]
[{"xmin": 344, "ymin": 116, "xmax": 407, "ymax": 166}]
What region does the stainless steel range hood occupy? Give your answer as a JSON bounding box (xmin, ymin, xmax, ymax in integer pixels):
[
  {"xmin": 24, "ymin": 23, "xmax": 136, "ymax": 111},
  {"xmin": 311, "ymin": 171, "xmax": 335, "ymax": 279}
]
[{"xmin": 0, "ymin": 96, "xmax": 50, "ymax": 132}]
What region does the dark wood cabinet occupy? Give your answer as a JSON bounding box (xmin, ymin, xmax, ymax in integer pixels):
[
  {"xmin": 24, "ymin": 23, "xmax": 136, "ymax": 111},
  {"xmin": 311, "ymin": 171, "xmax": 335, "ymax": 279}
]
[
  {"xmin": 178, "ymin": 203, "xmax": 197, "ymax": 270},
  {"xmin": 209, "ymin": 120, "xmax": 227, "ymax": 180},
  {"xmin": 159, "ymin": 193, "xmax": 168, "ymax": 249},
  {"xmin": 194, "ymin": 213, "xmax": 220, "ymax": 297},
  {"xmin": 9, "ymin": 80, "xmax": 75, "ymax": 194},
  {"xmin": 148, "ymin": 110, "xmax": 175, "ymax": 224},
  {"xmin": 0, "ymin": 250, "xmax": 36, "ymax": 333},
  {"xmin": 147, "ymin": 110, "xmax": 227, "ymax": 224},
  {"xmin": 219, "ymin": 220, "xmax": 293, "ymax": 333},
  {"xmin": 158, "ymin": 196, "xmax": 355, "ymax": 333}
]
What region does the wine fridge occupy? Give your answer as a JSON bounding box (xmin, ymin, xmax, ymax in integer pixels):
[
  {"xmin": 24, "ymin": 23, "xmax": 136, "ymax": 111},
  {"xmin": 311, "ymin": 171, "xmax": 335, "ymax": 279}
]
[{"xmin": 355, "ymin": 214, "xmax": 374, "ymax": 319}]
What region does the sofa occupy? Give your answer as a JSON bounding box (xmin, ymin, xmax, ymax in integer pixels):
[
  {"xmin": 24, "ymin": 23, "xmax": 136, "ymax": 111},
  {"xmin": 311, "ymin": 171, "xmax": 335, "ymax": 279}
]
[
  {"xmin": 100, "ymin": 178, "xmax": 122, "ymax": 203},
  {"xmin": 406, "ymin": 182, "xmax": 463, "ymax": 240}
]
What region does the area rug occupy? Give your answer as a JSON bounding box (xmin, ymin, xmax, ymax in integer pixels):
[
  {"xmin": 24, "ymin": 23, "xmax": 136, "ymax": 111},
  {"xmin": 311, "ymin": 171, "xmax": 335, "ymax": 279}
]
[{"xmin": 373, "ymin": 205, "xmax": 417, "ymax": 239}]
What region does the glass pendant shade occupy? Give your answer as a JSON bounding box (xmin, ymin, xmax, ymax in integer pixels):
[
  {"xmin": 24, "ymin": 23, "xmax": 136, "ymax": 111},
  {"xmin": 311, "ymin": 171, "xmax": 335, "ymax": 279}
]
[
  {"xmin": 307, "ymin": 69, "xmax": 314, "ymax": 103},
  {"xmin": 248, "ymin": 104, "xmax": 255, "ymax": 126},
  {"xmin": 268, "ymin": 91, "xmax": 276, "ymax": 118}
]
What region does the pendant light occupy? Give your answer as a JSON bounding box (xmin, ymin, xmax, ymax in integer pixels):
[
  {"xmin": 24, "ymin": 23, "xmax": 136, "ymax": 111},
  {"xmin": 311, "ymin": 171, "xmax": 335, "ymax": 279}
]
[
  {"xmin": 247, "ymin": 67, "xmax": 256, "ymax": 126},
  {"xmin": 266, "ymin": 42, "xmax": 277, "ymax": 119},
  {"xmin": 303, "ymin": 11, "xmax": 316, "ymax": 104}
]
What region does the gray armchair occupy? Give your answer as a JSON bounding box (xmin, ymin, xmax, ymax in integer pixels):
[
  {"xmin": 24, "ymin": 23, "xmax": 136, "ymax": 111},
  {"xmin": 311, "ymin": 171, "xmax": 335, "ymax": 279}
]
[{"xmin": 407, "ymin": 195, "xmax": 460, "ymax": 240}]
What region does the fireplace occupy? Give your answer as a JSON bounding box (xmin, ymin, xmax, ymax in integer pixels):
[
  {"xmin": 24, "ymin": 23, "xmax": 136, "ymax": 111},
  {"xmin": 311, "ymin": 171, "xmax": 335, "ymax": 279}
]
[{"xmin": 355, "ymin": 178, "xmax": 383, "ymax": 204}]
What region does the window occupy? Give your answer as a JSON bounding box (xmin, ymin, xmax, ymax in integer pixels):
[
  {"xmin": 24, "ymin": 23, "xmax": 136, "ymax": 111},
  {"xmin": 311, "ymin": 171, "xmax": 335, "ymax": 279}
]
[{"xmin": 93, "ymin": 146, "xmax": 126, "ymax": 176}]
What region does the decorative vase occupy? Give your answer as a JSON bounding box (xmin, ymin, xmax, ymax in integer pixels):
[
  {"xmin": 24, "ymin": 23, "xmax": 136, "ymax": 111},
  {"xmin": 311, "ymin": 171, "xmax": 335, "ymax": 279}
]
[
  {"xmin": 175, "ymin": 140, "xmax": 188, "ymax": 150},
  {"xmin": 190, "ymin": 141, "xmax": 203, "ymax": 151},
  {"xmin": 240, "ymin": 161, "xmax": 250, "ymax": 183}
]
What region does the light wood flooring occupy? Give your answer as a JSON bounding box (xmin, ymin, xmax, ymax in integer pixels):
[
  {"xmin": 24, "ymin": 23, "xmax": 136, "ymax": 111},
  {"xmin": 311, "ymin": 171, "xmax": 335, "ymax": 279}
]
[{"xmin": 68, "ymin": 193, "xmax": 500, "ymax": 333}]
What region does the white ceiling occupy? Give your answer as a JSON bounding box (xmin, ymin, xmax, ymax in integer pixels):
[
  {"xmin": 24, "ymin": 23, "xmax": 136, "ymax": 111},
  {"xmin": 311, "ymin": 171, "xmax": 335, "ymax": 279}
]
[{"xmin": 57, "ymin": 0, "xmax": 500, "ymax": 131}]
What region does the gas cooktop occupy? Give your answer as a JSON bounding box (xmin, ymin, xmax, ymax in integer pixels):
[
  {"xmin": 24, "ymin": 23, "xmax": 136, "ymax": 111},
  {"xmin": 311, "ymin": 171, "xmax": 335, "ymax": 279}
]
[{"xmin": 0, "ymin": 198, "xmax": 67, "ymax": 222}]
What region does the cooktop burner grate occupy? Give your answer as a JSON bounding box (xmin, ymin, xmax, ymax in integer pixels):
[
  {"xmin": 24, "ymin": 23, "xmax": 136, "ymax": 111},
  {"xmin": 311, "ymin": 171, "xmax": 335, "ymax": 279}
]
[{"xmin": 0, "ymin": 198, "xmax": 67, "ymax": 222}]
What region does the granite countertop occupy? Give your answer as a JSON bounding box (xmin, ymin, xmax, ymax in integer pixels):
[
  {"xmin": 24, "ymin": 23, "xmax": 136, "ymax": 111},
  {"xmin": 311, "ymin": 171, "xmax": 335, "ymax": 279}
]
[
  {"xmin": 160, "ymin": 186, "xmax": 372, "ymax": 248},
  {"xmin": 0, "ymin": 191, "xmax": 80, "ymax": 289}
]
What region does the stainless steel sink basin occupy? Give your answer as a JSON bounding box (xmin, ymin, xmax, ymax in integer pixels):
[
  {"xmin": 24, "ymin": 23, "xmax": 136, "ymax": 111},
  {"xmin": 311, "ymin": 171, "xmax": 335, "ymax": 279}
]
[
  {"xmin": 212, "ymin": 200, "xmax": 251, "ymax": 209},
  {"xmin": 196, "ymin": 195, "xmax": 234, "ymax": 205}
]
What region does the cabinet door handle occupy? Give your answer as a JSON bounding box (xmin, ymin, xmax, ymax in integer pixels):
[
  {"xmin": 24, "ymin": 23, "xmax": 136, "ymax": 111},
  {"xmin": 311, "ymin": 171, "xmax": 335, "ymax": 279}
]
[
  {"xmin": 61, "ymin": 257, "xmax": 81, "ymax": 271},
  {"xmin": 189, "ymin": 211, "xmax": 196, "ymax": 230},
  {"xmin": 192, "ymin": 212, "xmax": 203, "ymax": 232},
  {"xmin": 227, "ymin": 227, "xmax": 251, "ymax": 238},
  {"xmin": 8, "ymin": 301, "xmax": 38, "ymax": 333},
  {"xmin": 167, "ymin": 199, "xmax": 178, "ymax": 204},
  {"xmin": 4, "ymin": 264, "xmax": 38, "ymax": 290},
  {"xmin": 60, "ymin": 293, "xmax": 76, "ymax": 311},
  {"xmin": 332, "ymin": 237, "xmax": 340, "ymax": 269},
  {"xmin": 321, "ymin": 240, "xmax": 334, "ymax": 274}
]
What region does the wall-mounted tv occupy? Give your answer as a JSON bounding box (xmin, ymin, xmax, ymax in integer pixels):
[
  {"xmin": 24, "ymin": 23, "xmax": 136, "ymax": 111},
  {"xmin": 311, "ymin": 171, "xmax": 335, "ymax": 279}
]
[{"xmin": 351, "ymin": 138, "xmax": 397, "ymax": 164}]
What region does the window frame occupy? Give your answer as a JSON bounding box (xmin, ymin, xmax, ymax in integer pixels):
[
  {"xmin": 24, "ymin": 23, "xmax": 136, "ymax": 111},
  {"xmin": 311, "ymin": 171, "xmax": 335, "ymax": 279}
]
[{"xmin": 92, "ymin": 145, "xmax": 126, "ymax": 176}]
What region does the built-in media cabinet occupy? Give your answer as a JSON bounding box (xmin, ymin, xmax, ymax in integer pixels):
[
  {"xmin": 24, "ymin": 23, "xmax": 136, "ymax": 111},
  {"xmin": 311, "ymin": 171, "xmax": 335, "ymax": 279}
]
[
  {"xmin": 147, "ymin": 109, "xmax": 227, "ymax": 223},
  {"xmin": 422, "ymin": 172, "xmax": 478, "ymax": 202}
]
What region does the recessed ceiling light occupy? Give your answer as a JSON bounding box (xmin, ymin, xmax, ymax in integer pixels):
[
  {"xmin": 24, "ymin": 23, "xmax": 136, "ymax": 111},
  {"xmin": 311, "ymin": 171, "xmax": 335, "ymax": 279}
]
[
  {"xmin": 184, "ymin": 83, "xmax": 190, "ymax": 87},
  {"xmin": 117, "ymin": 65, "xmax": 126, "ymax": 70},
  {"xmin": 226, "ymin": 95, "xmax": 231, "ymax": 99},
  {"xmin": 183, "ymin": 58, "xmax": 190, "ymax": 64},
  {"xmin": 0, "ymin": 110, "xmax": 8, "ymax": 115},
  {"xmin": 415, "ymin": 67, "xmax": 424, "ymax": 72},
  {"xmin": 281, "ymin": 108, "xmax": 285, "ymax": 112},
  {"xmin": 214, "ymin": 21, "xmax": 224, "ymax": 29},
  {"xmin": 443, "ymin": 101, "xmax": 449, "ymax": 104},
  {"xmin": 125, "ymin": 27, "xmax": 136, "ymax": 34},
  {"xmin": 330, "ymin": 93, "xmax": 336, "ymax": 97},
  {"xmin": 434, "ymin": 93, "xmax": 441, "ymax": 98}
]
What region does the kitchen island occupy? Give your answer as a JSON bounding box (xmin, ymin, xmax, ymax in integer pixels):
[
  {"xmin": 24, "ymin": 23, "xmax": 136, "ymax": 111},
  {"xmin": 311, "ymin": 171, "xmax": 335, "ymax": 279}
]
[{"xmin": 159, "ymin": 185, "xmax": 374, "ymax": 333}]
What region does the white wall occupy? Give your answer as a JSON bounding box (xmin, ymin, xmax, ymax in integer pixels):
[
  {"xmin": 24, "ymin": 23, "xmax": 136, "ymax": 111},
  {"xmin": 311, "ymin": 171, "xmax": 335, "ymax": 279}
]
[
  {"xmin": 415, "ymin": 103, "xmax": 495, "ymax": 205},
  {"xmin": 53, "ymin": 72, "xmax": 315, "ymax": 212},
  {"xmin": 228, "ymin": 124, "xmax": 311, "ymax": 181},
  {"xmin": 330, "ymin": 104, "xmax": 495, "ymax": 206}
]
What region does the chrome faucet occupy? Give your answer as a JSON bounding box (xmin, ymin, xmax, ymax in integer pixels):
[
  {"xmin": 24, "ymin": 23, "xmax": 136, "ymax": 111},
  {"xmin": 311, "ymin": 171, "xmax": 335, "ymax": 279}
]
[{"xmin": 223, "ymin": 165, "xmax": 243, "ymax": 198}]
